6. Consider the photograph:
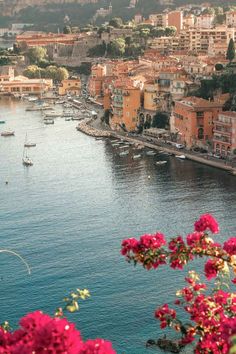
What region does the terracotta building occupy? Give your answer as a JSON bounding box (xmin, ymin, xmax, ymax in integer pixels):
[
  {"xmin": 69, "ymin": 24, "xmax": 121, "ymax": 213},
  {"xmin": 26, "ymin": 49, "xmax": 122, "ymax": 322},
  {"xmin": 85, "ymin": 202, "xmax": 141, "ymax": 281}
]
[
  {"xmin": 213, "ymin": 111, "xmax": 236, "ymax": 158},
  {"xmin": 0, "ymin": 75, "xmax": 52, "ymax": 94},
  {"xmin": 167, "ymin": 11, "xmax": 183, "ymax": 33},
  {"xmin": 173, "ymin": 97, "xmax": 223, "ymax": 149}
]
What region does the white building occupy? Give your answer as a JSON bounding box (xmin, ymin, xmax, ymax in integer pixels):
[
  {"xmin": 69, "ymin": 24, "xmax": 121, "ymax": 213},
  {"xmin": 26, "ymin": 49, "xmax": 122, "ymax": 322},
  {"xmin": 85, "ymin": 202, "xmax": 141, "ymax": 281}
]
[{"xmin": 195, "ymin": 14, "xmax": 214, "ymax": 29}]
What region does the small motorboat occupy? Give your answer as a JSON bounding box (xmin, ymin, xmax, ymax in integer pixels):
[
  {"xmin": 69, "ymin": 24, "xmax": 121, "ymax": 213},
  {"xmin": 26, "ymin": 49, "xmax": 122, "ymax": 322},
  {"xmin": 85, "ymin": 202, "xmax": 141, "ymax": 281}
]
[
  {"xmin": 1, "ymin": 131, "xmax": 14, "ymax": 136},
  {"xmin": 24, "ymin": 142, "xmax": 36, "ymax": 147},
  {"xmin": 146, "ymin": 150, "xmax": 156, "ymax": 156},
  {"xmin": 156, "ymin": 161, "xmax": 167, "ymax": 165},
  {"xmin": 132, "ymin": 154, "xmax": 142, "ymax": 160},
  {"xmin": 176, "ymin": 154, "xmax": 186, "ymax": 160},
  {"xmin": 22, "ymin": 157, "xmax": 33, "ymax": 166},
  {"xmin": 44, "ymin": 119, "xmax": 54, "ymax": 125},
  {"xmin": 119, "ymin": 151, "xmax": 129, "ymax": 157}
]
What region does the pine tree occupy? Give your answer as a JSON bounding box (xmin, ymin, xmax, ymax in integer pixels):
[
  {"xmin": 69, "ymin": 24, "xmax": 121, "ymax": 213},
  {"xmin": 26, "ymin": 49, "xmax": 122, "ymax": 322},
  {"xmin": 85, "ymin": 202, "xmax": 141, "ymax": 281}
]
[{"xmin": 226, "ymin": 38, "xmax": 235, "ymax": 62}]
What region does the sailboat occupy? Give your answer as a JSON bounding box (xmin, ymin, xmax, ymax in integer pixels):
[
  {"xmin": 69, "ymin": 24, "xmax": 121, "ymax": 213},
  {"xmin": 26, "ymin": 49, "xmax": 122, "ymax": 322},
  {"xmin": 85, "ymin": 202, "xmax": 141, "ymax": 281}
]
[
  {"xmin": 22, "ymin": 144, "xmax": 33, "ymax": 166},
  {"xmin": 24, "ymin": 133, "xmax": 36, "ymax": 147}
]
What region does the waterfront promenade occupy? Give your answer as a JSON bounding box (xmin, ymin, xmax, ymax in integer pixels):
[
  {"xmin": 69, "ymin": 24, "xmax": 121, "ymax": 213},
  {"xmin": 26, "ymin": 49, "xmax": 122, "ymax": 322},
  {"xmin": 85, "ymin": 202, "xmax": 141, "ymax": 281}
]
[{"xmin": 77, "ymin": 116, "xmax": 236, "ymax": 176}]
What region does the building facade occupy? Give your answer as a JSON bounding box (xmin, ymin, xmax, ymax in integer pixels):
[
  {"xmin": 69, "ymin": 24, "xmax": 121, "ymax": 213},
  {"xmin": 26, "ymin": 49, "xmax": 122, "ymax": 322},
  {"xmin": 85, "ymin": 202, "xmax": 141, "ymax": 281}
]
[{"xmin": 213, "ymin": 111, "xmax": 236, "ymax": 158}]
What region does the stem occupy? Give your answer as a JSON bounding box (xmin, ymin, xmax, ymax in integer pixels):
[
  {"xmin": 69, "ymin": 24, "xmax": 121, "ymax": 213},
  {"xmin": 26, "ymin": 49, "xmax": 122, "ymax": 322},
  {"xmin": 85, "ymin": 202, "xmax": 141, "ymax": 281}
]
[{"xmin": 0, "ymin": 249, "xmax": 31, "ymax": 275}]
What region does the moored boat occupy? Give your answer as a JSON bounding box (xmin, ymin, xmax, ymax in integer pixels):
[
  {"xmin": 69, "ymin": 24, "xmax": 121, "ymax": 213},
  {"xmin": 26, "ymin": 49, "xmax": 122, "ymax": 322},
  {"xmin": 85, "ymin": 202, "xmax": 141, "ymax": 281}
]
[
  {"xmin": 119, "ymin": 151, "xmax": 129, "ymax": 157},
  {"xmin": 1, "ymin": 131, "xmax": 14, "ymax": 136},
  {"xmin": 132, "ymin": 154, "xmax": 142, "ymax": 159},
  {"xmin": 156, "ymin": 161, "xmax": 167, "ymax": 165},
  {"xmin": 176, "ymin": 155, "xmax": 186, "ymax": 160}
]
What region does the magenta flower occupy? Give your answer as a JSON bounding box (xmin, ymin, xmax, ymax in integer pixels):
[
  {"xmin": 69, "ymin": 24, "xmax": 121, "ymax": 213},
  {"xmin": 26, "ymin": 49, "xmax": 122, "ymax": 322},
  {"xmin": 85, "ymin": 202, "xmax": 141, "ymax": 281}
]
[{"xmin": 194, "ymin": 214, "xmax": 219, "ymax": 234}]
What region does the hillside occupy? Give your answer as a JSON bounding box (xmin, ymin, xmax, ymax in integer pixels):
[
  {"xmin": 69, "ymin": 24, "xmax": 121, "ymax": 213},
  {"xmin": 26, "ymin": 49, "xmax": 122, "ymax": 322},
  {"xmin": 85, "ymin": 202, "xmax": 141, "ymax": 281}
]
[{"xmin": 0, "ymin": 0, "xmax": 236, "ymax": 31}]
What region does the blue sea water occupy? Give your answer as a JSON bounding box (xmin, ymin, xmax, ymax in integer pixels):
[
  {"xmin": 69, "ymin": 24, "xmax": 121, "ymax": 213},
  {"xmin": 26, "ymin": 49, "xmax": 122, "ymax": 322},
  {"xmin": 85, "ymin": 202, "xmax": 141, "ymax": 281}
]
[{"xmin": 0, "ymin": 97, "xmax": 235, "ymax": 353}]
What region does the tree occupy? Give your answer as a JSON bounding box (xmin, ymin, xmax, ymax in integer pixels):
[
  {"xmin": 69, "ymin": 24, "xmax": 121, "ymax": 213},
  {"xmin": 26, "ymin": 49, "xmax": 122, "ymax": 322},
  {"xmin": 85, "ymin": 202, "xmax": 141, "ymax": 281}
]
[
  {"xmin": 108, "ymin": 17, "xmax": 123, "ymax": 28},
  {"xmin": 63, "ymin": 25, "xmax": 72, "ymax": 34},
  {"xmin": 165, "ymin": 26, "xmax": 177, "ymax": 37},
  {"xmin": 27, "ymin": 46, "xmax": 47, "ymax": 64},
  {"xmin": 108, "ymin": 38, "xmax": 126, "ymax": 57},
  {"xmin": 23, "ymin": 65, "xmax": 43, "ymax": 78},
  {"xmin": 121, "ymin": 214, "xmax": 236, "ymax": 353},
  {"xmin": 215, "ymin": 63, "xmax": 224, "ymax": 71},
  {"xmin": 226, "ymin": 38, "xmax": 235, "ymax": 62},
  {"xmin": 151, "ymin": 26, "xmax": 166, "ymax": 38},
  {"xmin": 152, "ymin": 112, "xmax": 169, "ymax": 129},
  {"xmin": 55, "ymin": 67, "xmax": 69, "ymax": 82}
]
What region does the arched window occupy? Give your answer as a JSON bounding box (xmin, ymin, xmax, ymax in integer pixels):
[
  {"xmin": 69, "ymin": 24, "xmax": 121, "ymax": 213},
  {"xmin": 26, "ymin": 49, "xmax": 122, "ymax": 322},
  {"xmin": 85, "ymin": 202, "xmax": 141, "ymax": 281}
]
[{"xmin": 198, "ymin": 128, "xmax": 204, "ymax": 140}]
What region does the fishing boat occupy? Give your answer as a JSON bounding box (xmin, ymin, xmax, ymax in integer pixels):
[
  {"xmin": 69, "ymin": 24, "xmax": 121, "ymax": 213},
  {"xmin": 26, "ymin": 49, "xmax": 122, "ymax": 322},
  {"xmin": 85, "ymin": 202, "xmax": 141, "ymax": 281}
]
[
  {"xmin": 1, "ymin": 131, "xmax": 14, "ymax": 136},
  {"xmin": 24, "ymin": 133, "xmax": 36, "ymax": 148},
  {"xmin": 176, "ymin": 155, "xmax": 186, "ymax": 160},
  {"xmin": 156, "ymin": 161, "xmax": 167, "ymax": 165},
  {"xmin": 22, "ymin": 146, "xmax": 33, "ymax": 166}
]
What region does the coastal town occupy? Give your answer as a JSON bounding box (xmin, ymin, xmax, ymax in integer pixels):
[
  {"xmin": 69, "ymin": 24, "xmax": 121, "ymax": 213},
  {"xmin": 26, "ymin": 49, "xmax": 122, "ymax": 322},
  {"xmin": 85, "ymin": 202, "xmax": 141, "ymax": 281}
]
[
  {"xmin": 0, "ymin": 1, "xmax": 236, "ymax": 174},
  {"xmin": 1, "ymin": 2, "xmax": 236, "ymax": 354}
]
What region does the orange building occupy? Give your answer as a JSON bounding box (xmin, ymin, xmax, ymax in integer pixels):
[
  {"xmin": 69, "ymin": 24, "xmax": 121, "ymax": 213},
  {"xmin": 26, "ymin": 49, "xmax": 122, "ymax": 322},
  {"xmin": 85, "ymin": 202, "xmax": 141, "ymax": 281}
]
[
  {"xmin": 167, "ymin": 11, "xmax": 183, "ymax": 33},
  {"xmin": 88, "ymin": 64, "xmax": 106, "ymax": 98},
  {"xmin": 174, "ymin": 97, "xmax": 223, "ymax": 149},
  {"xmin": 213, "ymin": 111, "xmax": 236, "ymax": 158},
  {"xmin": 110, "ymin": 78, "xmax": 141, "ymax": 131},
  {"xmin": 58, "ymin": 77, "xmax": 81, "ymax": 96}
]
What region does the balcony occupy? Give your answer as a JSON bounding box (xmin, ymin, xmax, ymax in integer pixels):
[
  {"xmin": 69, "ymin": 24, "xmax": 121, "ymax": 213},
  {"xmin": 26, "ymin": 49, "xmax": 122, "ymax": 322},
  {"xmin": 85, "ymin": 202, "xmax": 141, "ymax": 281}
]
[
  {"xmin": 213, "ymin": 135, "xmax": 231, "ymax": 144},
  {"xmin": 214, "ymin": 128, "xmax": 232, "ymax": 136}
]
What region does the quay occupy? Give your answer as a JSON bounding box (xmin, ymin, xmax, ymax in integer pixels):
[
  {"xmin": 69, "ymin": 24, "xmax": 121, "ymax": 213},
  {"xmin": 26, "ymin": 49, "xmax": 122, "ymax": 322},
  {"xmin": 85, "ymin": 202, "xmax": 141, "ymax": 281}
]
[{"xmin": 78, "ymin": 118, "xmax": 236, "ymax": 176}]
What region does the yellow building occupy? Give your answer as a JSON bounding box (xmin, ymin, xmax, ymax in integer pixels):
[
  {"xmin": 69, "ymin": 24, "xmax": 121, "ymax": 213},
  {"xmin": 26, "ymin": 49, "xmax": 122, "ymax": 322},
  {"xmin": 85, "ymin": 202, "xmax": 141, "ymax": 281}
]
[{"xmin": 58, "ymin": 78, "xmax": 81, "ymax": 96}]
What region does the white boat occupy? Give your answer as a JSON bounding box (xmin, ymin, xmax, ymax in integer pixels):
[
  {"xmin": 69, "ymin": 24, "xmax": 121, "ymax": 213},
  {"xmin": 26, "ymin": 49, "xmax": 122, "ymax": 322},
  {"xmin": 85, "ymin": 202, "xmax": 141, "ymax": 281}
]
[
  {"xmin": 27, "ymin": 97, "xmax": 38, "ymax": 102},
  {"xmin": 24, "ymin": 133, "xmax": 36, "ymax": 147},
  {"xmin": 132, "ymin": 154, "xmax": 142, "ymax": 159},
  {"xmin": 1, "ymin": 131, "xmax": 15, "ymax": 136},
  {"xmin": 65, "ymin": 117, "xmax": 71, "ymax": 121},
  {"xmin": 119, "ymin": 151, "xmax": 129, "ymax": 157},
  {"xmin": 44, "ymin": 112, "xmax": 60, "ymax": 118},
  {"xmin": 156, "ymin": 161, "xmax": 167, "ymax": 165},
  {"xmin": 44, "ymin": 119, "xmax": 54, "ymax": 125},
  {"xmin": 146, "ymin": 150, "xmax": 156, "ymax": 156},
  {"xmin": 22, "ymin": 145, "xmax": 33, "ymax": 166},
  {"xmin": 176, "ymin": 154, "xmax": 186, "ymax": 160}
]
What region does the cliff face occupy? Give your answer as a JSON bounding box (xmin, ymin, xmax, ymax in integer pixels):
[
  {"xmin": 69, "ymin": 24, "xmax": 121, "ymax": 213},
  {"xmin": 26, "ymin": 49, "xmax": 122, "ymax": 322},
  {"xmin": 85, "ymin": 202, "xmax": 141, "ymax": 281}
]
[{"xmin": 0, "ymin": 0, "xmax": 98, "ymax": 16}]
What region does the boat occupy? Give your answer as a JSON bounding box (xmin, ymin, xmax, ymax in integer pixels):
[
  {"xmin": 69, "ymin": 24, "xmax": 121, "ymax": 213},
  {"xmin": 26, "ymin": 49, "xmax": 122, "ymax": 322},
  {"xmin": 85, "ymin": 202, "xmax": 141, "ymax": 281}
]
[
  {"xmin": 119, "ymin": 145, "xmax": 130, "ymax": 149},
  {"xmin": 176, "ymin": 155, "xmax": 186, "ymax": 160},
  {"xmin": 146, "ymin": 150, "xmax": 156, "ymax": 156},
  {"xmin": 132, "ymin": 154, "xmax": 142, "ymax": 159},
  {"xmin": 27, "ymin": 96, "xmax": 38, "ymax": 102},
  {"xmin": 44, "ymin": 118, "xmax": 54, "ymax": 124},
  {"xmin": 0, "ymin": 120, "xmax": 5, "ymax": 124},
  {"xmin": 65, "ymin": 117, "xmax": 71, "ymax": 121},
  {"xmin": 156, "ymin": 161, "xmax": 167, "ymax": 165},
  {"xmin": 22, "ymin": 145, "xmax": 33, "ymax": 166},
  {"xmin": 119, "ymin": 151, "xmax": 129, "ymax": 157},
  {"xmin": 24, "ymin": 133, "xmax": 36, "ymax": 147},
  {"xmin": 1, "ymin": 131, "xmax": 14, "ymax": 136},
  {"xmin": 44, "ymin": 112, "xmax": 60, "ymax": 118}
]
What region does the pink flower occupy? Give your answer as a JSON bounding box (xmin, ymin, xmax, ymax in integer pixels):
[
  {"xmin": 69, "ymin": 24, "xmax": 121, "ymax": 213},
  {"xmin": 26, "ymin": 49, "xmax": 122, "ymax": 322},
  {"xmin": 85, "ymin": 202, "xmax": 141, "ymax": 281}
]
[
  {"xmin": 140, "ymin": 232, "xmax": 166, "ymax": 250},
  {"xmin": 223, "ymin": 238, "xmax": 236, "ymax": 256},
  {"xmin": 194, "ymin": 214, "xmax": 219, "ymax": 234},
  {"xmin": 82, "ymin": 339, "xmax": 116, "ymax": 354},
  {"xmin": 204, "ymin": 259, "xmax": 219, "ymax": 280},
  {"xmin": 186, "ymin": 232, "xmax": 204, "ymax": 247}
]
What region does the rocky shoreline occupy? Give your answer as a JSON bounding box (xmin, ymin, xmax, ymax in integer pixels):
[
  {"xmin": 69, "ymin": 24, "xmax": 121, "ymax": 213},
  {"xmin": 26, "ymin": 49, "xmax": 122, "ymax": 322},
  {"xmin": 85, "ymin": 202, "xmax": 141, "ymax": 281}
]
[{"xmin": 76, "ymin": 119, "xmax": 112, "ymax": 138}]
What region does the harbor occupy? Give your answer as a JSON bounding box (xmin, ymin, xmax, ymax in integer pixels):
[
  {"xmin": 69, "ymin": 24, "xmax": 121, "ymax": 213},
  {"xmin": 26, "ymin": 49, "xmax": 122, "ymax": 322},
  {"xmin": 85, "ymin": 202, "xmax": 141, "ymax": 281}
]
[{"xmin": 0, "ymin": 96, "xmax": 236, "ymax": 354}]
